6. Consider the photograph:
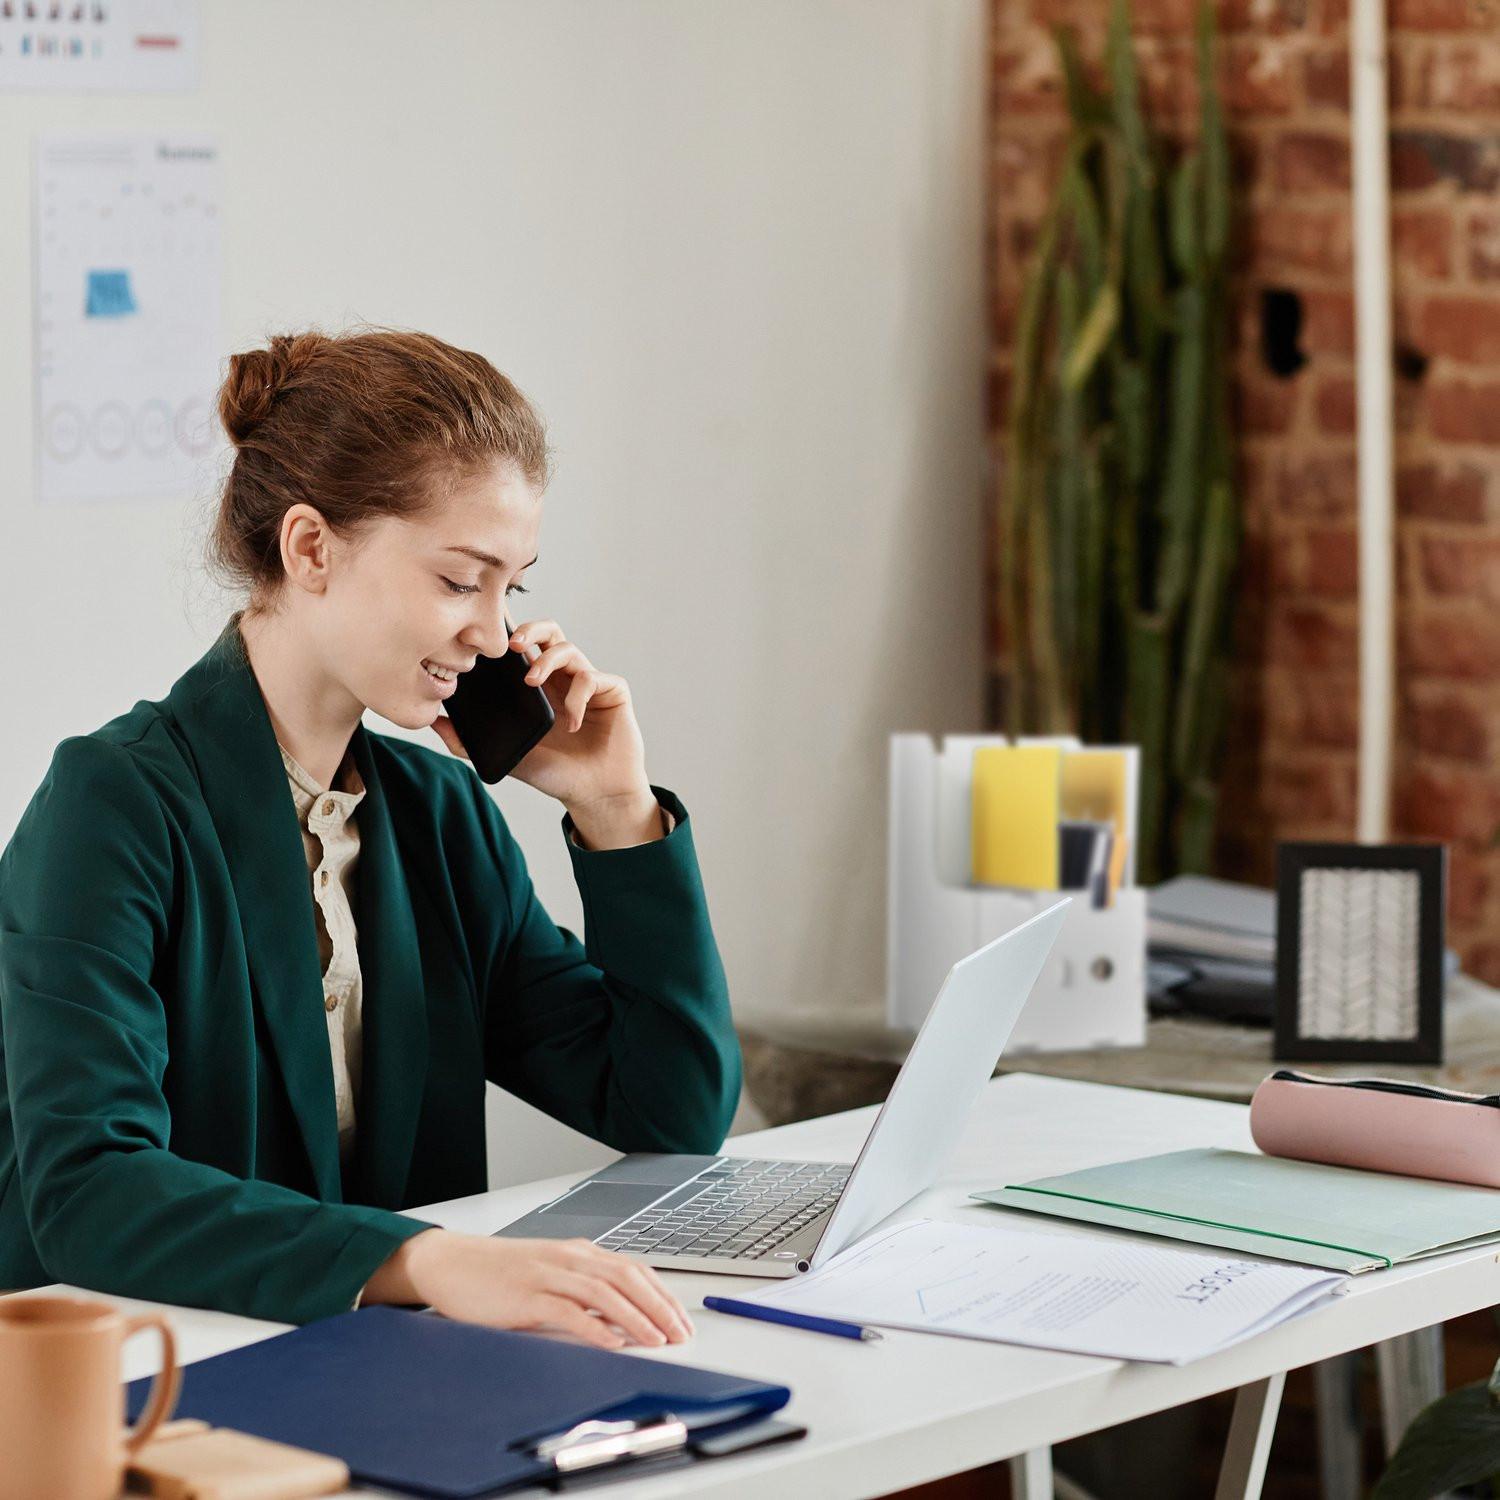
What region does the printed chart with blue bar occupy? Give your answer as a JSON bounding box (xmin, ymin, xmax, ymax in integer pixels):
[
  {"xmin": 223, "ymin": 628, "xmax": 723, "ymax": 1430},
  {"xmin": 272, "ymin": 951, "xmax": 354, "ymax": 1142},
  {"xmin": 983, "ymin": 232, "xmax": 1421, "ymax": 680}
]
[{"xmin": 34, "ymin": 133, "xmax": 221, "ymax": 503}]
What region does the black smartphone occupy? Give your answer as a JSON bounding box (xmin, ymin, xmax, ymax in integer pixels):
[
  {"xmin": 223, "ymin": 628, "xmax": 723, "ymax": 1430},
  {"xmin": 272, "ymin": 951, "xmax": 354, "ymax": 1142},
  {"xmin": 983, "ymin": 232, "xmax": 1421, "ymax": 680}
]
[{"xmin": 443, "ymin": 639, "xmax": 556, "ymax": 784}]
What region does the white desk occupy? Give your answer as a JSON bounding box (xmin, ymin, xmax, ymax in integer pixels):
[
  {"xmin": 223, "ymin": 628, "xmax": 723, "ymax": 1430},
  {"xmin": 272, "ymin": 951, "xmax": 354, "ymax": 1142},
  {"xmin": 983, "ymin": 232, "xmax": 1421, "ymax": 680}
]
[{"xmin": 27, "ymin": 1074, "xmax": 1500, "ymax": 1499}]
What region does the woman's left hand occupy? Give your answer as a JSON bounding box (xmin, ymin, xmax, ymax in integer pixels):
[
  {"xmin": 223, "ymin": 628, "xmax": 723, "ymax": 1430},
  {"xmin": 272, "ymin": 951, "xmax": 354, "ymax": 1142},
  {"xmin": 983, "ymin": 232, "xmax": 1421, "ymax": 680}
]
[{"xmin": 431, "ymin": 619, "xmax": 650, "ymax": 817}]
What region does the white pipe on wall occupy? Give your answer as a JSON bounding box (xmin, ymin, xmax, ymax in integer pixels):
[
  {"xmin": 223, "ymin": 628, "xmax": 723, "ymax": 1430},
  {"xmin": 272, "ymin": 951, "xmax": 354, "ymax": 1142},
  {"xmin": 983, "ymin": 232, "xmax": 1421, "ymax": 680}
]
[{"xmin": 1352, "ymin": 0, "xmax": 1396, "ymax": 842}]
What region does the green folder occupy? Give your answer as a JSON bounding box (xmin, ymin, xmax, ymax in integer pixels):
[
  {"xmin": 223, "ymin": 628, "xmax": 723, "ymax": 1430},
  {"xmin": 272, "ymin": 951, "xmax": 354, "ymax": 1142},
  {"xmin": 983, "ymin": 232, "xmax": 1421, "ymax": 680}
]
[{"xmin": 973, "ymin": 1149, "xmax": 1500, "ymax": 1274}]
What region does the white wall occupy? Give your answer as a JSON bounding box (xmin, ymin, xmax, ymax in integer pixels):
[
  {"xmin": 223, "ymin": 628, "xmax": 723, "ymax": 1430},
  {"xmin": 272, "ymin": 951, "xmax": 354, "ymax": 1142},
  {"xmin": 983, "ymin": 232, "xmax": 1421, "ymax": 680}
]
[{"xmin": 0, "ymin": 1, "xmax": 986, "ymax": 1183}]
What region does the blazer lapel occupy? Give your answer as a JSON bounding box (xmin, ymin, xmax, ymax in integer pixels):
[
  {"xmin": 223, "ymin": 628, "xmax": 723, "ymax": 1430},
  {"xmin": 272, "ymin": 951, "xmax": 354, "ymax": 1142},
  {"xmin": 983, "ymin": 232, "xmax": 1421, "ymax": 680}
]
[
  {"xmin": 164, "ymin": 620, "xmax": 343, "ymax": 1201},
  {"xmin": 345, "ymin": 726, "xmax": 428, "ymax": 1210}
]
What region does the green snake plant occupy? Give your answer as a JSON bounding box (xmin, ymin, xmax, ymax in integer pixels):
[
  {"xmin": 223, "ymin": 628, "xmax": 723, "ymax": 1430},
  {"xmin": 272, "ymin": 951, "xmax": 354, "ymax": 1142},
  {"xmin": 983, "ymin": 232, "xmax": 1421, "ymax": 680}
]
[{"xmin": 999, "ymin": 0, "xmax": 1238, "ymax": 884}]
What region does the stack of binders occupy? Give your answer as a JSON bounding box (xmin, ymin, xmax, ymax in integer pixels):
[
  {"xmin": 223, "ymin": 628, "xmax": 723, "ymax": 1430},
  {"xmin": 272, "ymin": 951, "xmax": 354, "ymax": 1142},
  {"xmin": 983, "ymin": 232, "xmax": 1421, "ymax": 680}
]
[{"xmin": 1146, "ymin": 874, "xmax": 1277, "ymax": 1025}]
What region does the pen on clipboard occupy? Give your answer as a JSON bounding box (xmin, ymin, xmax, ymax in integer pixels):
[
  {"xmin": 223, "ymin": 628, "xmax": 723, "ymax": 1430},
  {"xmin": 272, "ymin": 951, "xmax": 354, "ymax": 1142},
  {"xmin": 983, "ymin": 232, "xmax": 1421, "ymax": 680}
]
[{"xmin": 702, "ymin": 1296, "xmax": 883, "ymax": 1343}]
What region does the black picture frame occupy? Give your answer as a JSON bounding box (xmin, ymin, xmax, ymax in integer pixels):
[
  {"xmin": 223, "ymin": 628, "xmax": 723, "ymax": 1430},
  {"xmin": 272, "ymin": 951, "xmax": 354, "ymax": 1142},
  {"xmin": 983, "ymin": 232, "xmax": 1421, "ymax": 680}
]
[{"xmin": 1274, "ymin": 842, "xmax": 1447, "ymax": 1066}]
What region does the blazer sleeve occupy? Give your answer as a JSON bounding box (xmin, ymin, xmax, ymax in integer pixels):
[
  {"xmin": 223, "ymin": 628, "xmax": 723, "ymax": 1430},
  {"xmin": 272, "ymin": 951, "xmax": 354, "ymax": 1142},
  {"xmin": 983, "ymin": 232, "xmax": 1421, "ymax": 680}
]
[
  {"xmin": 471, "ymin": 780, "xmax": 741, "ymax": 1155},
  {"xmin": 0, "ymin": 737, "xmax": 433, "ymax": 1323}
]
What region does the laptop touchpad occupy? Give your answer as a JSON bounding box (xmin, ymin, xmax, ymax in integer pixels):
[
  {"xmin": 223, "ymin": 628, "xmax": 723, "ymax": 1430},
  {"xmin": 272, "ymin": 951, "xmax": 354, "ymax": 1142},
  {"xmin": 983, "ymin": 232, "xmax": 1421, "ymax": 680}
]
[{"xmin": 544, "ymin": 1183, "xmax": 666, "ymax": 1219}]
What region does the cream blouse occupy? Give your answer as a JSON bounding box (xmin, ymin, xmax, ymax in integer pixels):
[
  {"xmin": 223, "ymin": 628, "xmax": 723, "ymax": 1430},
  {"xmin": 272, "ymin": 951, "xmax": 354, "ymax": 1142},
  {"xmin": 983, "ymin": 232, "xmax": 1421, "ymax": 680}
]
[{"xmin": 279, "ymin": 745, "xmax": 367, "ymax": 1168}]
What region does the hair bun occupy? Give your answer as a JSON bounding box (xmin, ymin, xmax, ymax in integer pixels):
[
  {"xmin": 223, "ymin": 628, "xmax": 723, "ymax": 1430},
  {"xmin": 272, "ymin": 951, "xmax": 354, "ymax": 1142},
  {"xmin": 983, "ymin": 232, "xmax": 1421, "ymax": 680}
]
[{"xmin": 219, "ymin": 332, "xmax": 329, "ymax": 446}]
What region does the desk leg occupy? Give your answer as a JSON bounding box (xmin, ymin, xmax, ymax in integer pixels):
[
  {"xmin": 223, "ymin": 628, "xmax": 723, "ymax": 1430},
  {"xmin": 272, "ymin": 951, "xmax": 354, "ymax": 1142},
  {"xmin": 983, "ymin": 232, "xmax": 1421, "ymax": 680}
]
[
  {"xmin": 1313, "ymin": 1352, "xmax": 1364, "ymax": 1500},
  {"xmin": 1375, "ymin": 1326, "xmax": 1458, "ymax": 1500},
  {"xmin": 1376, "ymin": 1325, "xmax": 1444, "ymax": 1457},
  {"xmin": 1214, "ymin": 1372, "xmax": 1285, "ymax": 1500},
  {"xmin": 1008, "ymin": 1446, "xmax": 1052, "ymax": 1499}
]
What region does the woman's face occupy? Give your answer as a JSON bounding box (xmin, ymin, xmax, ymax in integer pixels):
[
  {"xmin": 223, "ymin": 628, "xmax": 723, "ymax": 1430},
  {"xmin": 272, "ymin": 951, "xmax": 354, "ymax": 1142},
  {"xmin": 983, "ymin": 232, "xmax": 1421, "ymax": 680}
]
[{"xmin": 318, "ymin": 461, "xmax": 543, "ymax": 732}]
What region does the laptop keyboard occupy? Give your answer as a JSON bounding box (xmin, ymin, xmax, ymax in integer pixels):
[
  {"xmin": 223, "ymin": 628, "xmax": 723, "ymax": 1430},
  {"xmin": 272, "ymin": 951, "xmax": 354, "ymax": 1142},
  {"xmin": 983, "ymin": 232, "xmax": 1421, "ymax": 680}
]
[{"xmin": 595, "ymin": 1159, "xmax": 850, "ymax": 1261}]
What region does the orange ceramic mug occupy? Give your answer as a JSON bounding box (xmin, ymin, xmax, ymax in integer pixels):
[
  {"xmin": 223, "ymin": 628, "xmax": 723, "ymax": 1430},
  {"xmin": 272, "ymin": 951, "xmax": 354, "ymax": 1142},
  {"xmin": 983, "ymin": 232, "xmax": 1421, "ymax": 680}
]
[{"xmin": 0, "ymin": 1294, "xmax": 180, "ymax": 1500}]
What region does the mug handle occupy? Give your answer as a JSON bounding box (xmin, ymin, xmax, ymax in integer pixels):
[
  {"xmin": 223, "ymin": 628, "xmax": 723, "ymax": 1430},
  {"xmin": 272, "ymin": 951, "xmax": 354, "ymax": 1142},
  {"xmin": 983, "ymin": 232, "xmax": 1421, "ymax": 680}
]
[{"xmin": 121, "ymin": 1313, "xmax": 181, "ymax": 1456}]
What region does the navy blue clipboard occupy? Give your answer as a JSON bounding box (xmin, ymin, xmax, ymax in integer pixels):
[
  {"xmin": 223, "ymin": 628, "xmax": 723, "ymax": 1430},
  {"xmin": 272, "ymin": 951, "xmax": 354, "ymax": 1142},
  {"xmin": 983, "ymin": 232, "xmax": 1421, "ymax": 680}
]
[{"xmin": 124, "ymin": 1306, "xmax": 790, "ymax": 1497}]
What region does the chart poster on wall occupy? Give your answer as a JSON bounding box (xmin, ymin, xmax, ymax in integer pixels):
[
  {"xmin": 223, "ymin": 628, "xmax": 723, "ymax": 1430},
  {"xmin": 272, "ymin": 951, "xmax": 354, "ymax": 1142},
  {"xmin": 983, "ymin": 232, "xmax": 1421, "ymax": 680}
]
[
  {"xmin": 34, "ymin": 133, "xmax": 222, "ymax": 504},
  {"xmin": 0, "ymin": 1, "xmax": 198, "ymax": 92}
]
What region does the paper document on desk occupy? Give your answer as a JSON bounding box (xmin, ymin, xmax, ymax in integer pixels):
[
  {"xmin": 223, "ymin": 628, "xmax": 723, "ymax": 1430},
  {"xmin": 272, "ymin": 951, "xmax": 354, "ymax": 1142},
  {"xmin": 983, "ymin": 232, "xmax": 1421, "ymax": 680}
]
[{"xmin": 738, "ymin": 1219, "xmax": 1344, "ymax": 1365}]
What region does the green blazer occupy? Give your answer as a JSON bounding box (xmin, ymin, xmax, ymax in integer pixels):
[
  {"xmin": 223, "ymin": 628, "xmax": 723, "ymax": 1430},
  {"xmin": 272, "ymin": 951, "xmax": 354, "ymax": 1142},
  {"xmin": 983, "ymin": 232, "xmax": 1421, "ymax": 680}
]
[{"xmin": 0, "ymin": 622, "xmax": 740, "ymax": 1323}]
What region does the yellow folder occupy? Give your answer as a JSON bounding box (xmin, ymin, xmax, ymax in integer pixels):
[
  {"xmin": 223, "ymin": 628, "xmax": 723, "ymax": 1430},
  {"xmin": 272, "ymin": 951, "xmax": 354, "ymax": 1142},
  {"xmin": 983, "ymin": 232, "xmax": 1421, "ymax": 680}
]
[{"xmin": 971, "ymin": 746, "xmax": 1061, "ymax": 889}]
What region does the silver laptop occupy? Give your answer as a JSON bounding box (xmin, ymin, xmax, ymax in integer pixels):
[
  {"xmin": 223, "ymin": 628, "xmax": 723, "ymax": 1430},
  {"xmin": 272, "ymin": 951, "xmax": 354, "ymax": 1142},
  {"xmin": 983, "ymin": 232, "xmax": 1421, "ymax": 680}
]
[{"xmin": 496, "ymin": 899, "xmax": 1068, "ymax": 1277}]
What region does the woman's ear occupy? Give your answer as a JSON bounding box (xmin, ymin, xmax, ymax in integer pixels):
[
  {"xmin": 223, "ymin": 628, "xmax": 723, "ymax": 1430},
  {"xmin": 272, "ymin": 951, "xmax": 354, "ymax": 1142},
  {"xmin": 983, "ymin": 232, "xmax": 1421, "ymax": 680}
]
[{"xmin": 279, "ymin": 504, "xmax": 334, "ymax": 595}]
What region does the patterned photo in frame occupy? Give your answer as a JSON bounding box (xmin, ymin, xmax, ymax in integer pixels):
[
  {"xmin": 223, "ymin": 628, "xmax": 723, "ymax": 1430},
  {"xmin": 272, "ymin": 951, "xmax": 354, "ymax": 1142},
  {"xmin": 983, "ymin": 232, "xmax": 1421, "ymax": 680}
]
[{"xmin": 1274, "ymin": 843, "xmax": 1446, "ymax": 1065}]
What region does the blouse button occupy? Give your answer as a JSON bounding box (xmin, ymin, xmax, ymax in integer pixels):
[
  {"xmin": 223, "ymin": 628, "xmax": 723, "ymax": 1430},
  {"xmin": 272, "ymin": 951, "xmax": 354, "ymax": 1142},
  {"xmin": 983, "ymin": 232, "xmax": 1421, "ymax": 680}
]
[
  {"xmin": 324, "ymin": 993, "xmax": 339, "ymax": 1013},
  {"xmin": 322, "ymin": 799, "xmax": 335, "ymax": 817},
  {"xmin": 319, "ymin": 869, "xmax": 330, "ymax": 887}
]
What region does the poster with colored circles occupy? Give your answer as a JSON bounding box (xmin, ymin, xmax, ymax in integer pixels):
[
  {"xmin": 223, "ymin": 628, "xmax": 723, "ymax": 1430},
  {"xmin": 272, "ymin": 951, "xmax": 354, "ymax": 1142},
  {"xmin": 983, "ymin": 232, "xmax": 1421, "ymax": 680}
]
[{"xmin": 34, "ymin": 133, "xmax": 222, "ymax": 503}]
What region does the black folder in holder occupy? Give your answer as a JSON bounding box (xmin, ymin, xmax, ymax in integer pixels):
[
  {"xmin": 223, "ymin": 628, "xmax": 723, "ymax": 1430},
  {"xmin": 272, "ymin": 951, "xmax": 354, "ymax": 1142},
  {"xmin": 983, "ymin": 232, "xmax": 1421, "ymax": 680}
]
[{"xmin": 125, "ymin": 1305, "xmax": 796, "ymax": 1497}]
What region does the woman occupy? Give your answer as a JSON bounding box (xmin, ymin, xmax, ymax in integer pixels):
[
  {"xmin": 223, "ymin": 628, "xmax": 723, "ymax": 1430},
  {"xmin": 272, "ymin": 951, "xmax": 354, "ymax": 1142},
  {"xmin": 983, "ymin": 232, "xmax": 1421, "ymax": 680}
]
[{"xmin": 0, "ymin": 329, "xmax": 741, "ymax": 1348}]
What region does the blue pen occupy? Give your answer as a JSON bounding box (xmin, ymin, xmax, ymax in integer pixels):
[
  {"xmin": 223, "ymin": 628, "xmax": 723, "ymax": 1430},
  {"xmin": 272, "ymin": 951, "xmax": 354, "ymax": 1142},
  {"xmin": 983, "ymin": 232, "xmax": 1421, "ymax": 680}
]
[{"xmin": 702, "ymin": 1295, "xmax": 883, "ymax": 1343}]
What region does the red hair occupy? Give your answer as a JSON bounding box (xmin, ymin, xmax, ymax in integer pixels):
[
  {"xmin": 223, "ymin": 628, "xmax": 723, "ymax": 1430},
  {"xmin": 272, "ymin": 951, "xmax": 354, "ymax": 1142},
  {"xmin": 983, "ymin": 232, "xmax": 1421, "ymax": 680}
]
[{"xmin": 210, "ymin": 328, "xmax": 549, "ymax": 603}]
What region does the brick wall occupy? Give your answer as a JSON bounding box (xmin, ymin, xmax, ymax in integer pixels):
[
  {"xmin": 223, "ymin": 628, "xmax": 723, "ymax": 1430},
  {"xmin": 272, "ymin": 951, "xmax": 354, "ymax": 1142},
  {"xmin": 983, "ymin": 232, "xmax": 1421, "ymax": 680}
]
[{"xmin": 987, "ymin": 0, "xmax": 1500, "ymax": 983}]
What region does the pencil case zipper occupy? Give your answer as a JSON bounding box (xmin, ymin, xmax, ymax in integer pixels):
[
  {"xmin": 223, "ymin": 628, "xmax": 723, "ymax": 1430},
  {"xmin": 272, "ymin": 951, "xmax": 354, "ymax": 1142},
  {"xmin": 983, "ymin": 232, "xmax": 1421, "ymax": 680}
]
[{"xmin": 1270, "ymin": 1069, "xmax": 1500, "ymax": 1109}]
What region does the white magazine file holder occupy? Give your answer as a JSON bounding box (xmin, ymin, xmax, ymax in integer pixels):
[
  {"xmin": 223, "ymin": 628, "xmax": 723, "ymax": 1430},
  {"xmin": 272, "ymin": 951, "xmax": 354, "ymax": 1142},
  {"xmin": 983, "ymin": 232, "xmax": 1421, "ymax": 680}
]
[{"xmin": 886, "ymin": 733, "xmax": 1146, "ymax": 1051}]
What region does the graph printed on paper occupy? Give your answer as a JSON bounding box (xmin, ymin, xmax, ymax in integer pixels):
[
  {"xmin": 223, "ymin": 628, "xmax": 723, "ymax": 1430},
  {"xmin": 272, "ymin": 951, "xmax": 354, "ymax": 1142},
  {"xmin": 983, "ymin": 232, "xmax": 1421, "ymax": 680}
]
[{"xmin": 33, "ymin": 133, "xmax": 222, "ymax": 504}]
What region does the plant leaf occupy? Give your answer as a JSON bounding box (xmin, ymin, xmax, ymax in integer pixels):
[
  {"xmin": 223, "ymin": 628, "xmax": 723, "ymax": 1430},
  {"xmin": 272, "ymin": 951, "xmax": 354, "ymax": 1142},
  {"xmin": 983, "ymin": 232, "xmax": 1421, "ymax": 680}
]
[
  {"xmin": 1055, "ymin": 25, "xmax": 1108, "ymax": 128},
  {"xmin": 1064, "ymin": 150, "xmax": 1106, "ymax": 293},
  {"xmin": 1196, "ymin": 0, "xmax": 1230, "ymax": 264},
  {"xmin": 1064, "ymin": 283, "xmax": 1120, "ymax": 389},
  {"xmin": 1172, "ymin": 477, "xmax": 1236, "ymax": 777},
  {"xmin": 1053, "ymin": 265, "xmax": 1086, "ymax": 714},
  {"xmin": 1373, "ymin": 1376, "xmax": 1500, "ymax": 1500},
  {"xmin": 1105, "ymin": 0, "xmax": 1150, "ymax": 178},
  {"xmin": 1154, "ymin": 282, "xmax": 1207, "ymax": 622},
  {"xmin": 1169, "ymin": 151, "xmax": 1202, "ymax": 278},
  {"xmin": 1125, "ymin": 613, "xmax": 1170, "ymax": 884}
]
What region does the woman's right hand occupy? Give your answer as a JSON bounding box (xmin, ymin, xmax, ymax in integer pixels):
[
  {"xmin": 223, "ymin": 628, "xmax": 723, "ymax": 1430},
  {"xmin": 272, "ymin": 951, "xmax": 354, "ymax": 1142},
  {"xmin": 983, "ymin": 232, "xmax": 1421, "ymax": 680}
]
[{"xmin": 361, "ymin": 1228, "xmax": 694, "ymax": 1349}]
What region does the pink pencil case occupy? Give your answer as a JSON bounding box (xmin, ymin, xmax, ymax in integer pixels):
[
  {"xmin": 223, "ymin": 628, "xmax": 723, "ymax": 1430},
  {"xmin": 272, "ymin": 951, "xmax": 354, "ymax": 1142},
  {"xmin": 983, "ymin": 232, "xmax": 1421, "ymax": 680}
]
[{"xmin": 1250, "ymin": 1069, "xmax": 1500, "ymax": 1189}]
